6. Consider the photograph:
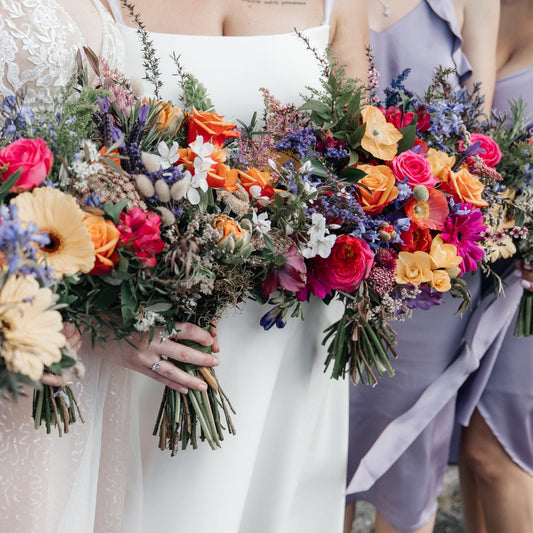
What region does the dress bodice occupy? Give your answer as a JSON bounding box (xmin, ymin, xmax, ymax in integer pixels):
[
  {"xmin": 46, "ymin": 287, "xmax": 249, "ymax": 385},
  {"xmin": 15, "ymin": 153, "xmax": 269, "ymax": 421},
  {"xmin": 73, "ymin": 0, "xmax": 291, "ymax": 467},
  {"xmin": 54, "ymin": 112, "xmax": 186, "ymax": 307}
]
[
  {"xmin": 0, "ymin": 0, "xmax": 125, "ymax": 106},
  {"xmin": 493, "ymin": 65, "xmax": 533, "ymax": 123},
  {"xmin": 370, "ymin": 0, "xmax": 471, "ymax": 96},
  {"xmin": 119, "ymin": 24, "xmax": 330, "ymax": 123}
]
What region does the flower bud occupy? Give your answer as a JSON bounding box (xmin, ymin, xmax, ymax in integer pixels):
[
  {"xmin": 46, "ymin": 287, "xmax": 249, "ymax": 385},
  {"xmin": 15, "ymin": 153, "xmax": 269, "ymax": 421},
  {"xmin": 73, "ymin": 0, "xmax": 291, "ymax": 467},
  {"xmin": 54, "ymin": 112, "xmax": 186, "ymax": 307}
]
[
  {"xmin": 158, "ymin": 206, "xmax": 176, "ymax": 226},
  {"xmin": 379, "ymin": 230, "xmax": 392, "ymax": 242},
  {"xmin": 413, "ymin": 184, "xmax": 430, "ymax": 202},
  {"xmin": 170, "ymin": 174, "xmax": 191, "ymax": 201},
  {"xmin": 141, "ymin": 152, "xmax": 162, "ymax": 173}
]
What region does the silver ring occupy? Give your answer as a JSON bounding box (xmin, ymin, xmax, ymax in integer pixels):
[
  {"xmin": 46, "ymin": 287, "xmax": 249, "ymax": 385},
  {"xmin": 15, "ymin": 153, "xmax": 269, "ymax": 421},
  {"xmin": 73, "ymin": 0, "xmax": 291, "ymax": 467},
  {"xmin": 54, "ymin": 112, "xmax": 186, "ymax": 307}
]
[{"xmin": 151, "ymin": 360, "xmax": 162, "ymax": 372}]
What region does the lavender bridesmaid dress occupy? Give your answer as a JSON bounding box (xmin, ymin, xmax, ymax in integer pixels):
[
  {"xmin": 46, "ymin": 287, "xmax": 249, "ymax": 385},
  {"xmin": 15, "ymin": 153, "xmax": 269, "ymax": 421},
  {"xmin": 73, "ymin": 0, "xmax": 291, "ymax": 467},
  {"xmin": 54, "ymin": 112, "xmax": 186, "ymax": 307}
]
[
  {"xmin": 346, "ymin": 2, "xmax": 485, "ymax": 530},
  {"xmin": 454, "ymin": 66, "xmax": 533, "ymax": 476}
]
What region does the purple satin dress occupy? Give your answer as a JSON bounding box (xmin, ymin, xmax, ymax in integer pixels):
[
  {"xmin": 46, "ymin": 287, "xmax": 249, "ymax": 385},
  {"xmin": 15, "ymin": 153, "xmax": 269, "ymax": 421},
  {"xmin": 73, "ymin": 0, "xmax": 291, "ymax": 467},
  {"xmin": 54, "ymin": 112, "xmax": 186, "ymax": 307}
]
[
  {"xmin": 346, "ymin": 2, "xmax": 484, "ymax": 530},
  {"xmin": 454, "ymin": 66, "xmax": 533, "ymax": 476}
]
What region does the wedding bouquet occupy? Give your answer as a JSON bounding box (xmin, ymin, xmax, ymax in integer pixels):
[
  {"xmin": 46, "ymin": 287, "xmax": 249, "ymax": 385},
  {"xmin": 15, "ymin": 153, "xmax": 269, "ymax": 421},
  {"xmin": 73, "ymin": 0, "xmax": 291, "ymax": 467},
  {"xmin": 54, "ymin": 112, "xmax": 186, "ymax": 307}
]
[
  {"xmin": 0, "ymin": 92, "xmax": 97, "ymax": 434},
  {"xmin": 242, "ymin": 56, "xmax": 508, "ymax": 385},
  {"xmin": 484, "ymin": 99, "xmax": 532, "ymax": 335}
]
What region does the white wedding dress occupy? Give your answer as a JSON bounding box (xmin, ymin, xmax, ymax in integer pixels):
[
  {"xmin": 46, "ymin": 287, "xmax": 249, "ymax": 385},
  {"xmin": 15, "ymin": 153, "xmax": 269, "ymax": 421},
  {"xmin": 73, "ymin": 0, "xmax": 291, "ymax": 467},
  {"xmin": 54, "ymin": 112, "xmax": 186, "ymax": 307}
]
[
  {"xmin": 107, "ymin": 2, "xmax": 349, "ymax": 532},
  {"xmin": 0, "ymin": 2, "xmax": 129, "ymax": 533}
]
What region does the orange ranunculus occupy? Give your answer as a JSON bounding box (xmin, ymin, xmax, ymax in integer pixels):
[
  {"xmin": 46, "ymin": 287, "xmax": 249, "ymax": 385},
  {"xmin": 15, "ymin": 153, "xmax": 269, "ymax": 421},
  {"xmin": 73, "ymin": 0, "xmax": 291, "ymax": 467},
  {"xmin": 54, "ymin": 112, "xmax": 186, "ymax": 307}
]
[
  {"xmin": 213, "ymin": 214, "xmax": 246, "ymax": 242},
  {"xmin": 360, "ymin": 105, "xmax": 403, "ymax": 161},
  {"xmin": 238, "ymin": 168, "xmax": 274, "ymax": 198},
  {"xmin": 83, "ymin": 213, "xmax": 120, "ymax": 275},
  {"xmin": 439, "ymin": 166, "xmax": 488, "ymax": 208},
  {"xmin": 404, "ymin": 187, "xmax": 449, "ymax": 230},
  {"xmin": 186, "ymin": 108, "xmax": 241, "ymax": 146},
  {"xmin": 399, "ymin": 221, "xmax": 433, "ymax": 253},
  {"xmin": 356, "ymin": 164, "xmax": 399, "ymax": 215},
  {"xmin": 151, "ymin": 100, "xmax": 184, "ymax": 136},
  {"xmin": 429, "ymin": 235, "xmax": 463, "ymax": 271},
  {"xmin": 395, "ymin": 250, "xmax": 434, "ymax": 286},
  {"xmin": 431, "ymin": 269, "xmax": 452, "ymax": 292},
  {"xmin": 426, "ymin": 148, "xmax": 455, "ymax": 180}
]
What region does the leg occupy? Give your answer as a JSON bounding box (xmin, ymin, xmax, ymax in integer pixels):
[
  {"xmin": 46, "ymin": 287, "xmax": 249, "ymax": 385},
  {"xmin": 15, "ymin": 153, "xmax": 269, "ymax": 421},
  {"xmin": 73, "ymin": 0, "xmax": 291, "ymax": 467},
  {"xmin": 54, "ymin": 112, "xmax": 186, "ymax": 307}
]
[
  {"xmin": 460, "ymin": 409, "xmax": 533, "ymax": 533},
  {"xmin": 343, "ymin": 502, "xmax": 356, "ymax": 533},
  {"xmin": 375, "ymin": 510, "xmax": 436, "ymax": 533}
]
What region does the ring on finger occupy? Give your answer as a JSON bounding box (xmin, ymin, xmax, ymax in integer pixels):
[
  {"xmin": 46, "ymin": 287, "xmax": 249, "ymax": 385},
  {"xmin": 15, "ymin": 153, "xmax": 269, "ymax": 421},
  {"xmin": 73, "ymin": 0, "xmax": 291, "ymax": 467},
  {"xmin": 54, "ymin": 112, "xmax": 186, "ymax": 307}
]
[{"xmin": 151, "ymin": 357, "xmax": 163, "ymax": 373}]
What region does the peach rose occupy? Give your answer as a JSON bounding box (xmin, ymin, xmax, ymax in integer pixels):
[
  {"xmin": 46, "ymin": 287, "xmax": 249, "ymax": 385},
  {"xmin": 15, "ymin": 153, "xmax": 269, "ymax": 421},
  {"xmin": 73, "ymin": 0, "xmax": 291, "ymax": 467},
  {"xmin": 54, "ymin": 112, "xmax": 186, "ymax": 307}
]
[
  {"xmin": 356, "ymin": 164, "xmax": 399, "ymax": 215},
  {"xmin": 186, "ymin": 108, "xmax": 240, "ymax": 146},
  {"xmin": 395, "ymin": 251, "xmax": 434, "ymax": 285},
  {"xmin": 439, "ymin": 166, "xmax": 488, "ymax": 208},
  {"xmin": 431, "ymin": 269, "xmax": 452, "ymax": 292},
  {"xmin": 83, "ymin": 213, "xmax": 120, "ymax": 275}
]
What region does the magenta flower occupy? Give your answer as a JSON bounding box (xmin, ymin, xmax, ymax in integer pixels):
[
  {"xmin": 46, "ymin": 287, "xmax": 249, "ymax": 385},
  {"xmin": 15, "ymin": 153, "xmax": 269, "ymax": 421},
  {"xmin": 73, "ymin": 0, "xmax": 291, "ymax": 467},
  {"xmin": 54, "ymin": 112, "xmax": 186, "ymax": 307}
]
[
  {"xmin": 440, "ymin": 207, "xmax": 487, "ymax": 274},
  {"xmin": 262, "ymin": 245, "xmax": 307, "ymax": 297}
]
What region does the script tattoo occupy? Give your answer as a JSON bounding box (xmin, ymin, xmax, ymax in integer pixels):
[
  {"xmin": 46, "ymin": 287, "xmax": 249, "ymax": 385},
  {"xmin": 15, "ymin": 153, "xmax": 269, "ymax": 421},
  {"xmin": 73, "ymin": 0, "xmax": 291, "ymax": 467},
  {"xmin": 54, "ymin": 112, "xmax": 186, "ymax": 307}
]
[{"xmin": 240, "ymin": 1, "xmax": 308, "ymax": 5}]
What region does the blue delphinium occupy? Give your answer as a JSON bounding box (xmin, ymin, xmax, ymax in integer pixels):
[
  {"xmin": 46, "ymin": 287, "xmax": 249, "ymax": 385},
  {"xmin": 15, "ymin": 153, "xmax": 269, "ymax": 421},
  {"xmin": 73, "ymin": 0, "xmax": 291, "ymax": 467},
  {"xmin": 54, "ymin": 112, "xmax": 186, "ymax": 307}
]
[{"xmin": 275, "ymin": 127, "xmax": 317, "ymax": 159}]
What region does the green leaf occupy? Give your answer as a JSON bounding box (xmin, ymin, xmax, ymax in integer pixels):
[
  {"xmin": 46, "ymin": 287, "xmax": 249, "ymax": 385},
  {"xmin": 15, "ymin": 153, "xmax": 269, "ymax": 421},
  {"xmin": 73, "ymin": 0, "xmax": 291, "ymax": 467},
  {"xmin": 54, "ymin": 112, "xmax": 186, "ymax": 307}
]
[
  {"xmin": 340, "ymin": 167, "xmax": 366, "ymax": 183},
  {"xmin": 0, "ymin": 169, "xmax": 22, "ymax": 202},
  {"xmin": 396, "ymin": 123, "xmax": 417, "ymax": 154},
  {"xmin": 103, "ymin": 199, "xmax": 128, "ymax": 223}
]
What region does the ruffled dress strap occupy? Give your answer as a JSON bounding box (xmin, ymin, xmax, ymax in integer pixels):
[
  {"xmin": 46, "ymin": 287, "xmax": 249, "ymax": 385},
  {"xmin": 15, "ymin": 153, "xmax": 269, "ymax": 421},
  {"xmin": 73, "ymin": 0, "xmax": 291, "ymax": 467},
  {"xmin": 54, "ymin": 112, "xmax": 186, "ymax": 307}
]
[
  {"xmin": 424, "ymin": 0, "xmax": 471, "ymax": 83},
  {"xmin": 105, "ymin": 0, "xmax": 125, "ymax": 24},
  {"xmin": 90, "ymin": 0, "xmax": 126, "ymax": 70}
]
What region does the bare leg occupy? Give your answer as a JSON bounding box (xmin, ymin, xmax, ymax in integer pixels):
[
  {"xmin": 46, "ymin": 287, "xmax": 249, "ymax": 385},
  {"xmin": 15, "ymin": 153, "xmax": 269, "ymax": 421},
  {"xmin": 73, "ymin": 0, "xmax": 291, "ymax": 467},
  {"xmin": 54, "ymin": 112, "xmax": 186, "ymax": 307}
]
[
  {"xmin": 375, "ymin": 510, "xmax": 436, "ymax": 533},
  {"xmin": 343, "ymin": 502, "xmax": 356, "ymax": 533},
  {"xmin": 460, "ymin": 409, "xmax": 533, "ymax": 533}
]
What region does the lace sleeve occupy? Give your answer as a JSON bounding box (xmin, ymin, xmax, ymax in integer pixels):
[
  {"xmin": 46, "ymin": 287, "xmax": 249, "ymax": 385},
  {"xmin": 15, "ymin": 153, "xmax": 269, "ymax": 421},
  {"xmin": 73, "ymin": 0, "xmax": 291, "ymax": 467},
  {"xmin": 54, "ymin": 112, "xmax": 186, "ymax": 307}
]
[
  {"xmin": 0, "ymin": 0, "xmax": 125, "ymax": 107},
  {"xmin": 0, "ymin": 0, "xmax": 86, "ymax": 106}
]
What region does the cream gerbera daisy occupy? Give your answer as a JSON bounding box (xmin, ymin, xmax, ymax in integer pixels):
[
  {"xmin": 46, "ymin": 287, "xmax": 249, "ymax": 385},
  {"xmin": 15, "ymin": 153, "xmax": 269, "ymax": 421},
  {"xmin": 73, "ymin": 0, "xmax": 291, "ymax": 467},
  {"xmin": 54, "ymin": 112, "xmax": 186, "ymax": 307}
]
[
  {"xmin": 12, "ymin": 187, "xmax": 95, "ymax": 276},
  {"xmin": 0, "ymin": 275, "xmax": 66, "ymax": 381}
]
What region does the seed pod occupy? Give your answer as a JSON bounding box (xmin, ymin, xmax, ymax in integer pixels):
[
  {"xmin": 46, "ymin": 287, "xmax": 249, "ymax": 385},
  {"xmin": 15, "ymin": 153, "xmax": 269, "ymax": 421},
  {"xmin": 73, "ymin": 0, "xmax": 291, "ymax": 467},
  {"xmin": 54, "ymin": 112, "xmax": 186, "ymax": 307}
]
[
  {"xmin": 135, "ymin": 174, "xmax": 155, "ymax": 198},
  {"xmin": 155, "ymin": 179, "xmax": 171, "ymax": 202},
  {"xmin": 413, "ymin": 184, "xmax": 430, "ymax": 202},
  {"xmin": 158, "ymin": 206, "xmax": 176, "ymax": 227}
]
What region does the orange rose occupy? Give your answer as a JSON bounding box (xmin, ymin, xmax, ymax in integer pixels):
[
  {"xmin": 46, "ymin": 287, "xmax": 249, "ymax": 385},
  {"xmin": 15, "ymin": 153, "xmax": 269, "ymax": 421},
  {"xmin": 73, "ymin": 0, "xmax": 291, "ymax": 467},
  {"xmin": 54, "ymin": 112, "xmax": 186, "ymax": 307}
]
[
  {"xmin": 186, "ymin": 108, "xmax": 241, "ymax": 146},
  {"xmin": 439, "ymin": 166, "xmax": 488, "ymax": 208},
  {"xmin": 149, "ymin": 100, "xmax": 184, "ymax": 136},
  {"xmin": 238, "ymin": 168, "xmax": 274, "ymax": 198},
  {"xmin": 83, "ymin": 213, "xmax": 120, "ymax": 275},
  {"xmin": 356, "ymin": 164, "xmax": 399, "ymax": 215},
  {"xmin": 395, "ymin": 251, "xmax": 434, "ymax": 285}
]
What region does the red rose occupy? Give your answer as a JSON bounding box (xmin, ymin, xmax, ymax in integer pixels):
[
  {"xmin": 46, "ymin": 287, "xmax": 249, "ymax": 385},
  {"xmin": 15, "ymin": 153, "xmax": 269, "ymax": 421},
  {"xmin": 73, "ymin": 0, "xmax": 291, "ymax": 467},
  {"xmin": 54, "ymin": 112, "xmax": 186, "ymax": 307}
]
[
  {"xmin": 392, "ymin": 150, "xmax": 438, "ymax": 188},
  {"xmin": 118, "ymin": 207, "xmax": 165, "ymax": 266},
  {"xmin": 303, "ymin": 235, "xmax": 375, "ymax": 299},
  {"xmin": 0, "ymin": 138, "xmax": 53, "ymax": 191},
  {"xmin": 468, "ymin": 133, "xmax": 503, "ymax": 167}
]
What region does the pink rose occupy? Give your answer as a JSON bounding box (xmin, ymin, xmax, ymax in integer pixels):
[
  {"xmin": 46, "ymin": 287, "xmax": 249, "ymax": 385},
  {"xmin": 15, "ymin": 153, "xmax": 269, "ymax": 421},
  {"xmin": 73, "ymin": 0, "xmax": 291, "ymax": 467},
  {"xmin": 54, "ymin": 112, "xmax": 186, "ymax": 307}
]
[
  {"xmin": 118, "ymin": 207, "xmax": 165, "ymax": 266},
  {"xmin": 465, "ymin": 133, "xmax": 503, "ymax": 167},
  {"xmin": 0, "ymin": 138, "xmax": 53, "ymax": 191},
  {"xmin": 392, "ymin": 150, "xmax": 438, "ymax": 188},
  {"xmin": 300, "ymin": 235, "xmax": 374, "ymax": 299}
]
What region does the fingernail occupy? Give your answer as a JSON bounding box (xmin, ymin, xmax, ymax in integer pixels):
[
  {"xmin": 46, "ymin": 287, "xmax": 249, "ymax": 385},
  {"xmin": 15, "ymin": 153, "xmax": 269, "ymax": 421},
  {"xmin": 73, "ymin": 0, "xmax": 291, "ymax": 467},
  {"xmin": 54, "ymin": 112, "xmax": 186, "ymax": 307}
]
[
  {"xmin": 521, "ymin": 279, "xmax": 531, "ymax": 290},
  {"xmin": 524, "ymin": 263, "xmax": 532, "ymax": 271},
  {"xmin": 199, "ymin": 383, "xmax": 208, "ymax": 392},
  {"xmin": 212, "ymin": 356, "xmax": 220, "ymax": 366},
  {"xmin": 513, "ymin": 269, "xmax": 522, "ymax": 277}
]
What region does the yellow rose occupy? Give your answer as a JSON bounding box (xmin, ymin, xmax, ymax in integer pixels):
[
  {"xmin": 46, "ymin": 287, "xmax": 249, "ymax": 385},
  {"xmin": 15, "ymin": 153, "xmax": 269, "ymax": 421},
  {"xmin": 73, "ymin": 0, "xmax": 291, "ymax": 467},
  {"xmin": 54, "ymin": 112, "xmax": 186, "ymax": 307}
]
[
  {"xmin": 395, "ymin": 251, "xmax": 434, "ymax": 285},
  {"xmin": 426, "ymin": 148, "xmax": 455, "ymax": 180},
  {"xmin": 431, "ymin": 269, "xmax": 452, "ymax": 292},
  {"xmin": 429, "ymin": 235, "xmax": 463, "ymax": 270}
]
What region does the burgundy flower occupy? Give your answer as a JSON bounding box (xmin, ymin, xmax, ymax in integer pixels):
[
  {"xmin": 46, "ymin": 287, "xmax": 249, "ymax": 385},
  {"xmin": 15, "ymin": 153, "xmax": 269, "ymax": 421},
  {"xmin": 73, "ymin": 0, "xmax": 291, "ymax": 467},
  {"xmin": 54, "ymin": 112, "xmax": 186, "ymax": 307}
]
[{"xmin": 262, "ymin": 245, "xmax": 306, "ymax": 297}]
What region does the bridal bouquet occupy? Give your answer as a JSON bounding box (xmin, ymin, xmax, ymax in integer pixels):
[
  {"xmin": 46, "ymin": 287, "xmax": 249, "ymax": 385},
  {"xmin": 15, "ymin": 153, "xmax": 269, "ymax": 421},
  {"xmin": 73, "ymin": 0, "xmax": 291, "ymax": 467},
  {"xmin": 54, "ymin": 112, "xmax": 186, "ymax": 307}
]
[
  {"xmin": 483, "ymin": 99, "xmax": 533, "ymax": 335},
  {"xmin": 0, "ymin": 93, "xmax": 96, "ymax": 434},
  {"xmin": 243, "ymin": 59, "xmax": 508, "ymax": 385}
]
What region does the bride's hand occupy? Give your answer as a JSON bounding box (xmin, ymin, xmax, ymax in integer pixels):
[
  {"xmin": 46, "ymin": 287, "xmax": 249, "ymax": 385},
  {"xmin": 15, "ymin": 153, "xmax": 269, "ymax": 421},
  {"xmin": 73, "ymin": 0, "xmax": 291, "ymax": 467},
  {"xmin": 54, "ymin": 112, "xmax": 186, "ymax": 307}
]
[
  {"xmin": 40, "ymin": 322, "xmax": 82, "ymax": 387},
  {"xmin": 89, "ymin": 322, "xmax": 220, "ymax": 393}
]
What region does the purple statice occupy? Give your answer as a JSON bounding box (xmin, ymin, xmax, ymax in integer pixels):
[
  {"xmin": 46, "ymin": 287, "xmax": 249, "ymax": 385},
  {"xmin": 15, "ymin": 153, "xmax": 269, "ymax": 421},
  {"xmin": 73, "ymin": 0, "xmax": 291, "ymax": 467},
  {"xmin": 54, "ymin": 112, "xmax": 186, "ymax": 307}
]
[
  {"xmin": 404, "ymin": 284, "xmax": 443, "ymax": 310},
  {"xmin": 275, "ymin": 127, "xmax": 317, "ymax": 159},
  {"xmin": 0, "ymin": 204, "xmax": 54, "ymax": 284},
  {"xmin": 441, "ymin": 206, "xmax": 487, "ymax": 274}
]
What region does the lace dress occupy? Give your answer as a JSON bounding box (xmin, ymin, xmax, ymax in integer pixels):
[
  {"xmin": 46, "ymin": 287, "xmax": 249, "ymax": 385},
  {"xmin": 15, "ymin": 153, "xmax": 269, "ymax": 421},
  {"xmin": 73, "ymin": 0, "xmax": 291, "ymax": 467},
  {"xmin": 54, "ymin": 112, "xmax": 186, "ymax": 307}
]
[{"xmin": 0, "ymin": 2, "xmax": 127, "ymax": 532}]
